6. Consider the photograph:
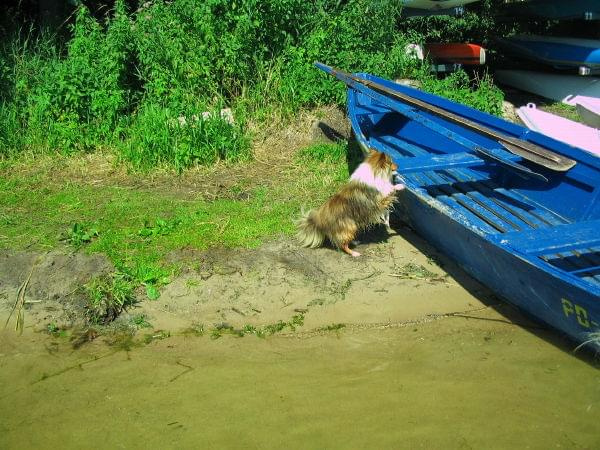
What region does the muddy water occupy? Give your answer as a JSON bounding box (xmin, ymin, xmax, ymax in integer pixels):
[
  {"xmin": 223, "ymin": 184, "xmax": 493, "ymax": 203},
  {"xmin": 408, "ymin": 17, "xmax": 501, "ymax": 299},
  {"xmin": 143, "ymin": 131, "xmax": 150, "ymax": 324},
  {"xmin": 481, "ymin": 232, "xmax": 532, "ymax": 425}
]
[{"xmin": 1, "ymin": 314, "xmax": 599, "ymax": 449}]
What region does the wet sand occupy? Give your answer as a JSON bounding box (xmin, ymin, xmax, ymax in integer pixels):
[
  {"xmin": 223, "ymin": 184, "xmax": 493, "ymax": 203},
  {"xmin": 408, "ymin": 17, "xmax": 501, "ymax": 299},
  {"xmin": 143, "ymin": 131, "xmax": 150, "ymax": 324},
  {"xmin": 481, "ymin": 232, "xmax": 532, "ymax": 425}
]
[{"xmin": 1, "ymin": 315, "xmax": 599, "ymax": 449}]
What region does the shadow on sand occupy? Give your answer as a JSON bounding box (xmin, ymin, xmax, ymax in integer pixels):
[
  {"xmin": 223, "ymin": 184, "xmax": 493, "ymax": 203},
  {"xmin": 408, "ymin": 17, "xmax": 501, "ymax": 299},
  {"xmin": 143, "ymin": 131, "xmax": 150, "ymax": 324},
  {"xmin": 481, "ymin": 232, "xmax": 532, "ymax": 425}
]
[{"xmin": 387, "ymin": 211, "xmax": 600, "ymax": 368}]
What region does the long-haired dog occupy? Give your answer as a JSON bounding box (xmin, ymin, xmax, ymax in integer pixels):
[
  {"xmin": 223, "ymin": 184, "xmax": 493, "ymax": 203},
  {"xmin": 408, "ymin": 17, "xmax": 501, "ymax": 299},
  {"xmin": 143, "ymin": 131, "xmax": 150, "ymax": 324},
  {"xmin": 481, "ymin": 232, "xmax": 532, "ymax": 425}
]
[{"xmin": 297, "ymin": 150, "xmax": 405, "ymax": 257}]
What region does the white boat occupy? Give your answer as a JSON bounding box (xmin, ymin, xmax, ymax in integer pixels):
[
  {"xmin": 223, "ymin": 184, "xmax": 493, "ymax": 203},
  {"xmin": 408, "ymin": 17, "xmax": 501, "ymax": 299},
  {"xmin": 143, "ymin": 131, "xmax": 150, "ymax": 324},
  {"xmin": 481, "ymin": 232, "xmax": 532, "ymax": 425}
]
[
  {"xmin": 401, "ymin": 0, "xmax": 480, "ymax": 10},
  {"xmin": 495, "ymin": 69, "xmax": 600, "ymax": 105},
  {"xmin": 517, "ymin": 103, "xmax": 600, "ymax": 157}
]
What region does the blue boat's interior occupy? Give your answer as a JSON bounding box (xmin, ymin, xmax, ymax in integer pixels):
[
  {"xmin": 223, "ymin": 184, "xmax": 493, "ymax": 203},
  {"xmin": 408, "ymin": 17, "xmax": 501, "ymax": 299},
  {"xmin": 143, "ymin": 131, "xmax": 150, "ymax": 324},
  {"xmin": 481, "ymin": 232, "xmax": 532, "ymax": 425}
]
[{"xmin": 349, "ymin": 75, "xmax": 600, "ymax": 290}]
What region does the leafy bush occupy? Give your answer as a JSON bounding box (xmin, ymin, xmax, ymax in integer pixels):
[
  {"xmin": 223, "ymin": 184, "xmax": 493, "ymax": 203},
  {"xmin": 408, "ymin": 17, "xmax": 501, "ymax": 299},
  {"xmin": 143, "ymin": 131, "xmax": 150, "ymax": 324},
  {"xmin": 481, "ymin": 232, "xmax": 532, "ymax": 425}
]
[
  {"xmin": 277, "ymin": 1, "xmax": 417, "ymax": 108},
  {"xmin": 0, "ymin": 0, "xmax": 507, "ymax": 165},
  {"xmin": 119, "ymin": 103, "xmax": 250, "ymax": 170},
  {"xmin": 397, "ymin": 0, "xmax": 498, "ymax": 44},
  {"xmin": 421, "ymin": 69, "xmax": 504, "ymax": 116},
  {"xmin": 27, "ymin": 3, "xmax": 131, "ymax": 152}
]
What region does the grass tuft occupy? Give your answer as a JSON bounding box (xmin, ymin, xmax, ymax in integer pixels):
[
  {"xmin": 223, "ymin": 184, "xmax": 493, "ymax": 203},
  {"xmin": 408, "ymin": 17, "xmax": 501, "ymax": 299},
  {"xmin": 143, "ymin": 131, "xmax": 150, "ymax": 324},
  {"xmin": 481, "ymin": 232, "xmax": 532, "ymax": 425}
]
[
  {"xmin": 84, "ymin": 272, "xmax": 137, "ymax": 325},
  {"xmin": 298, "ymin": 142, "xmax": 347, "ymax": 163},
  {"xmin": 62, "ymin": 222, "xmax": 99, "ymax": 249}
]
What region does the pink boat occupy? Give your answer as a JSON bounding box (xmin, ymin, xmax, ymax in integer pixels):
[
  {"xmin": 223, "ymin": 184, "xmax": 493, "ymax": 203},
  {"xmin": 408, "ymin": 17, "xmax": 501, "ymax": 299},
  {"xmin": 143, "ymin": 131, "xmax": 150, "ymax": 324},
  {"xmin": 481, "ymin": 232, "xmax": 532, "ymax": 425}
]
[{"xmin": 516, "ymin": 103, "xmax": 600, "ymax": 157}]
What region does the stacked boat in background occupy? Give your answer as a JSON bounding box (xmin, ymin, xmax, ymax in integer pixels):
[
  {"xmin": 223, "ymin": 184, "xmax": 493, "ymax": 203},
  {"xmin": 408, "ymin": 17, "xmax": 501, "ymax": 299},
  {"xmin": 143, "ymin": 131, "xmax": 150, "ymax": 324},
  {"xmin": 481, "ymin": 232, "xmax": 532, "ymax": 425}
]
[
  {"xmin": 401, "ymin": 0, "xmax": 481, "ymax": 18},
  {"xmin": 495, "ymin": 35, "xmax": 600, "ymax": 75},
  {"xmin": 405, "ymin": 42, "xmax": 487, "ymax": 74},
  {"xmin": 493, "ymin": 1, "xmax": 600, "ymax": 156},
  {"xmin": 425, "ymin": 43, "xmax": 486, "ymax": 66},
  {"xmin": 401, "ymin": 1, "xmax": 486, "ymax": 73},
  {"xmin": 499, "ymin": 0, "xmax": 600, "ymax": 21}
]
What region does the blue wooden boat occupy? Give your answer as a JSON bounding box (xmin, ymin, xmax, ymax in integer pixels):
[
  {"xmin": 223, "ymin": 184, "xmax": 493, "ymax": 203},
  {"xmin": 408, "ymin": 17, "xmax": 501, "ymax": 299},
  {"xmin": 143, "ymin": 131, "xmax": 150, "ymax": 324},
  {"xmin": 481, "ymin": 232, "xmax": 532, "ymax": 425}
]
[
  {"xmin": 315, "ymin": 63, "xmax": 600, "ymax": 351},
  {"xmin": 500, "ymin": 0, "xmax": 600, "ymax": 21}
]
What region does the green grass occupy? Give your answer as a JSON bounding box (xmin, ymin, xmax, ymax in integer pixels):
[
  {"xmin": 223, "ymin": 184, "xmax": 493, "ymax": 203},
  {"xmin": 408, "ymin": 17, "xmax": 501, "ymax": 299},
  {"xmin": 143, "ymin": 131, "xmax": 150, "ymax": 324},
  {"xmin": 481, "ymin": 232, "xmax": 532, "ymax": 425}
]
[
  {"xmin": 0, "ymin": 142, "xmax": 349, "ymax": 304},
  {"xmin": 298, "ymin": 141, "xmax": 348, "ymax": 163},
  {"xmin": 85, "ymin": 272, "xmax": 137, "ymax": 324},
  {"xmin": 0, "ymin": 179, "xmax": 297, "ymax": 284},
  {"xmin": 0, "ymin": 178, "xmax": 293, "ymax": 251},
  {"xmin": 118, "ymin": 103, "xmax": 252, "ymax": 171},
  {"xmin": 540, "ymin": 103, "xmax": 581, "ymax": 123}
]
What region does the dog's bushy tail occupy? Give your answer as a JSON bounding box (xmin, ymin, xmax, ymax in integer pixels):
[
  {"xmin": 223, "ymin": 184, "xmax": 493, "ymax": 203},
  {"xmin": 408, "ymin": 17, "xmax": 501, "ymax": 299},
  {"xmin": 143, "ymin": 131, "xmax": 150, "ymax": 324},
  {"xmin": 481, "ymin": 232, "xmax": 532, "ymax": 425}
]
[{"xmin": 296, "ymin": 209, "xmax": 325, "ymax": 248}]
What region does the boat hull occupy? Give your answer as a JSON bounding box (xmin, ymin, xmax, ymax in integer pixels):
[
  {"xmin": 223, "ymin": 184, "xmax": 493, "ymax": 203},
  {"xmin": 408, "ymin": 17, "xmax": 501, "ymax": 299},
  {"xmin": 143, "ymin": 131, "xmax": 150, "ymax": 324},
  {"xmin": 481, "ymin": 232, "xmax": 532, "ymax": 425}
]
[
  {"xmin": 396, "ymin": 189, "xmax": 600, "ymax": 349},
  {"xmin": 576, "ymin": 99, "xmax": 600, "ymax": 128},
  {"xmin": 403, "ymin": 6, "xmax": 465, "ymax": 17},
  {"xmin": 495, "ymin": 35, "xmax": 600, "ymax": 73},
  {"xmin": 343, "ymin": 72, "xmax": 600, "ymax": 351},
  {"xmin": 500, "ymin": 0, "xmax": 600, "ymax": 21},
  {"xmin": 494, "ymin": 69, "xmax": 600, "ymax": 105},
  {"xmin": 401, "ymin": 0, "xmax": 479, "ymax": 10},
  {"xmin": 425, "ymin": 43, "xmax": 486, "ymax": 65}
]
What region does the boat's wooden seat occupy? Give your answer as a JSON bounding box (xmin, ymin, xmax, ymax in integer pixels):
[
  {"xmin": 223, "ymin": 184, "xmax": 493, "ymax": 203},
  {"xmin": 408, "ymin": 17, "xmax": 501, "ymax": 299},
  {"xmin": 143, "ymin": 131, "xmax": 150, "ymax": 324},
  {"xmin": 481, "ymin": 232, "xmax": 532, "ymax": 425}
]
[
  {"xmin": 492, "ymin": 219, "xmax": 600, "ymax": 255},
  {"xmin": 396, "ymin": 152, "xmax": 483, "ymax": 174}
]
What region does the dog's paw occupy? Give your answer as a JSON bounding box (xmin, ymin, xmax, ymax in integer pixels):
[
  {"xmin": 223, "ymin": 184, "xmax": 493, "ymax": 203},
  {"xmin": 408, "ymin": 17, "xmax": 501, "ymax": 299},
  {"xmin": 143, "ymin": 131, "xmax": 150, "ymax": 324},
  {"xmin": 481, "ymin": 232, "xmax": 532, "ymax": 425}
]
[{"xmin": 394, "ymin": 183, "xmax": 406, "ymax": 191}]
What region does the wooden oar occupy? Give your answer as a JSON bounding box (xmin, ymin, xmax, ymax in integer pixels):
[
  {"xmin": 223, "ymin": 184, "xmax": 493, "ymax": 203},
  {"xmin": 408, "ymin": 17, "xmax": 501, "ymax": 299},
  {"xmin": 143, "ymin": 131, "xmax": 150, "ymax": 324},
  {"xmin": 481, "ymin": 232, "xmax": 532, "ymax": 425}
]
[{"xmin": 315, "ymin": 62, "xmax": 576, "ymax": 172}]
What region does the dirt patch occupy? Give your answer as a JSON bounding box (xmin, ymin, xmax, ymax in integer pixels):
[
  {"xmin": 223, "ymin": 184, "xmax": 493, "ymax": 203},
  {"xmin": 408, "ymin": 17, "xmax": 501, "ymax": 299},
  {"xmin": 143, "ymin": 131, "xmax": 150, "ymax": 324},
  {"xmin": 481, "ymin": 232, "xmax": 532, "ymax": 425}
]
[
  {"xmin": 0, "ymin": 250, "xmax": 113, "ymax": 329},
  {"xmin": 148, "ymin": 222, "xmax": 495, "ymax": 331},
  {"xmin": 0, "ymin": 219, "xmax": 503, "ymax": 337}
]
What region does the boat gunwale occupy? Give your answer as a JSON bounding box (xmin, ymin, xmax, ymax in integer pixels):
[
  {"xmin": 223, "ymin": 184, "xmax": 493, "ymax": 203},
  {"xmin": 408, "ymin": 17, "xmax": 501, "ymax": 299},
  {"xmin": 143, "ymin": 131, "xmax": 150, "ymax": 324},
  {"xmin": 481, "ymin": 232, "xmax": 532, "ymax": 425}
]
[{"xmin": 355, "ymin": 72, "xmax": 600, "ymax": 170}]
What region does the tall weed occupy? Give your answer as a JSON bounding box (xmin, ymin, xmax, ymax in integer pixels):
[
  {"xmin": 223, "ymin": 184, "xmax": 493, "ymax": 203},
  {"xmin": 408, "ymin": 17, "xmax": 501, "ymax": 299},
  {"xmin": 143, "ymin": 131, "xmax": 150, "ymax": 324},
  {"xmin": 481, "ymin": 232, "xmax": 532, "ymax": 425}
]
[
  {"xmin": 0, "ymin": 30, "xmax": 58, "ymax": 155},
  {"xmin": 0, "ymin": 103, "xmax": 22, "ymax": 156},
  {"xmin": 29, "ymin": 2, "xmax": 131, "ymax": 152},
  {"xmin": 120, "ymin": 103, "xmax": 250, "ymax": 171},
  {"xmin": 421, "ymin": 70, "xmax": 504, "ymax": 116}
]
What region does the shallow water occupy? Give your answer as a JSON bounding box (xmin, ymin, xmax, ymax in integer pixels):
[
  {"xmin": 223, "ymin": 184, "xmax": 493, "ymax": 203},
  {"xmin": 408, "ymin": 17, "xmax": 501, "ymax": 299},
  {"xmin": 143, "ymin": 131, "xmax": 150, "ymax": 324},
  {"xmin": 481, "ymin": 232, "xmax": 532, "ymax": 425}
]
[{"xmin": 1, "ymin": 312, "xmax": 599, "ymax": 449}]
